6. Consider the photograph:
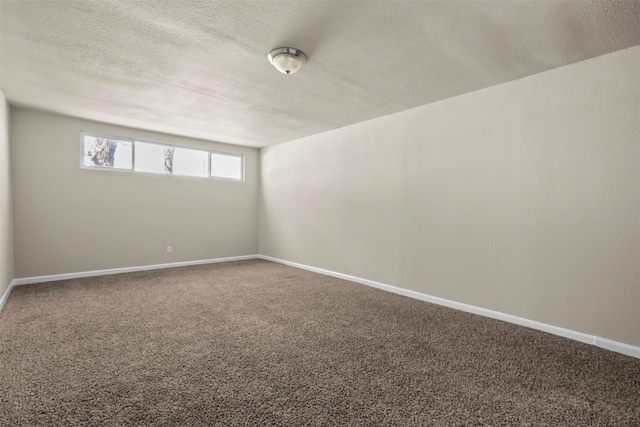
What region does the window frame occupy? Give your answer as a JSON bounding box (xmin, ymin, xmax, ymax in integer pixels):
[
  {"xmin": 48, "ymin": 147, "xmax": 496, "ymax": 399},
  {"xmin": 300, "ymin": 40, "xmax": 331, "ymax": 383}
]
[{"xmin": 79, "ymin": 131, "xmax": 245, "ymax": 182}]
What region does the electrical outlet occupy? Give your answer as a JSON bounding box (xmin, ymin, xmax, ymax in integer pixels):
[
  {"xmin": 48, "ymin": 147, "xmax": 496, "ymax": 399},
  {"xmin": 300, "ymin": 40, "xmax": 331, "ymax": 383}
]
[{"xmin": 167, "ymin": 246, "xmax": 172, "ymax": 254}]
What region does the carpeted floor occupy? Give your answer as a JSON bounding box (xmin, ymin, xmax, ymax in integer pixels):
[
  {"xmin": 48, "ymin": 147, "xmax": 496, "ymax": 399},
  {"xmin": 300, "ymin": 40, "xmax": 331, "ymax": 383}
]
[{"xmin": 0, "ymin": 259, "xmax": 638, "ymax": 426}]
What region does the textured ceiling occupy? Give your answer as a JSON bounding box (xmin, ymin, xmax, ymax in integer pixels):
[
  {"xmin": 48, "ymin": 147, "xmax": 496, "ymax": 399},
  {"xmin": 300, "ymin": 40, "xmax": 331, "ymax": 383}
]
[{"xmin": 1, "ymin": 1, "xmax": 639, "ymax": 148}]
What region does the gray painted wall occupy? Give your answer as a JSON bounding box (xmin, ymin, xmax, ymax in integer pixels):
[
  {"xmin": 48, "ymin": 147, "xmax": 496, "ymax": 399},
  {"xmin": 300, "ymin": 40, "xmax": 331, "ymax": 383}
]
[
  {"xmin": 10, "ymin": 108, "xmax": 259, "ymax": 278},
  {"xmin": 259, "ymin": 46, "xmax": 640, "ymax": 347},
  {"xmin": 0, "ymin": 90, "xmax": 14, "ymax": 296}
]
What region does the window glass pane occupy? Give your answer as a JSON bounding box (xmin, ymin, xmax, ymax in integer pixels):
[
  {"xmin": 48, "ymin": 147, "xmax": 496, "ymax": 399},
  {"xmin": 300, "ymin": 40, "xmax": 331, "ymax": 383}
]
[
  {"xmin": 83, "ymin": 135, "xmax": 132, "ymax": 169},
  {"xmin": 135, "ymin": 141, "xmax": 209, "ymax": 177},
  {"xmin": 173, "ymin": 147, "xmax": 209, "ymax": 177},
  {"xmin": 211, "ymin": 152, "xmax": 243, "ymax": 180},
  {"xmin": 134, "ymin": 141, "xmax": 166, "ymax": 174}
]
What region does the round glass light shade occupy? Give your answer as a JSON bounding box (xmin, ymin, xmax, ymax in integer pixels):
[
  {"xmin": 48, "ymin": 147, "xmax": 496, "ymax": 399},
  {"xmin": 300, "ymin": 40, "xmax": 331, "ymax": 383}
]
[{"xmin": 268, "ymin": 48, "xmax": 307, "ymax": 75}]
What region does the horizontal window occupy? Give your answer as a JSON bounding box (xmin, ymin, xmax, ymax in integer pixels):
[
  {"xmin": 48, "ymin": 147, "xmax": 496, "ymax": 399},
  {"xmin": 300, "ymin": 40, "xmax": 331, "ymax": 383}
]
[{"xmin": 80, "ymin": 132, "xmax": 244, "ymax": 181}]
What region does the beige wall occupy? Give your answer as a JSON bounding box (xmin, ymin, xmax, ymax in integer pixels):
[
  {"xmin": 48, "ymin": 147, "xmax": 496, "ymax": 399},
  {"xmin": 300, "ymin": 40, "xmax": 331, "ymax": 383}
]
[
  {"xmin": 0, "ymin": 90, "xmax": 14, "ymax": 296},
  {"xmin": 260, "ymin": 46, "xmax": 640, "ymax": 347},
  {"xmin": 11, "ymin": 108, "xmax": 258, "ymax": 277}
]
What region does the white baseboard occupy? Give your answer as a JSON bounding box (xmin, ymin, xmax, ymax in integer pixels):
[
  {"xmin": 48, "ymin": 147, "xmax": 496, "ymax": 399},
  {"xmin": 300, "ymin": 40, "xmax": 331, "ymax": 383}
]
[
  {"xmin": 257, "ymin": 255, "xmax": 640, "ymax": 359},
  {"xmin": 11, "ymin": 254, "xmax": 259, "ymax": 287},
  {"xmin": 594, "ymin": 337, "xmax": 640, "ymax": 358},
  {"xmin": 4, "ymin": 253, "xmax": 638, "ymax": 359},
  {"xmin": 0, "ymin": 279, "xmax": 17, "ymax": 312}
]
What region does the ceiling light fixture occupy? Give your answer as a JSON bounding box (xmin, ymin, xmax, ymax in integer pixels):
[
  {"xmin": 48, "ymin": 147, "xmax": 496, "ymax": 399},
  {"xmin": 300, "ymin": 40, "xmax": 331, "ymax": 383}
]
[{"xmin": 268, "ymin": 47, "xmax": 307, "ymax": 75}]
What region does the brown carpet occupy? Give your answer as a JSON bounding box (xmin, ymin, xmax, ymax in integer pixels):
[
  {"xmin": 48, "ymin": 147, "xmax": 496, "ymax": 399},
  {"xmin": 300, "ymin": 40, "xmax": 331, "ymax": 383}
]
[{"xmin": 0, "ymin": 259, "xmax": 638, "ymax": 426}]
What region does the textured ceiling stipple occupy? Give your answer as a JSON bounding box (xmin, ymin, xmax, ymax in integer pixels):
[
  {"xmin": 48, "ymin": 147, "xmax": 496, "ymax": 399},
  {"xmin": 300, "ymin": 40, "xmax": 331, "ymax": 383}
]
[{"xmin": 1, "ymin": 0, "xmax": 639, "ymax": 148}]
